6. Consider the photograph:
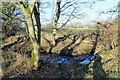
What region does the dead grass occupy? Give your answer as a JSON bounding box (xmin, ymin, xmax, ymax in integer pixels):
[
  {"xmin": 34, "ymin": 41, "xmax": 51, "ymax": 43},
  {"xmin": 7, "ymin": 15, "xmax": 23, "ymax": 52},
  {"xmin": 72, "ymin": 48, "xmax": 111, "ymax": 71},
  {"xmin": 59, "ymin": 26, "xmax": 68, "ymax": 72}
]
[
  {"xmin": 2, "ymin": 52, "xmax": 32, "ymax": 78},
  {"xmin": 1, "ymin": 24, "xmax": 119, "ymax": 78}
]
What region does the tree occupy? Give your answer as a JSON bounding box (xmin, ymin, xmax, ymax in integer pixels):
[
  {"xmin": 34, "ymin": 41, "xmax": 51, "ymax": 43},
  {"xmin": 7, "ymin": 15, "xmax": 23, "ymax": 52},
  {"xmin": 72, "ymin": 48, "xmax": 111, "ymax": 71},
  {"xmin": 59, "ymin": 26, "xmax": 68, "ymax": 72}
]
[
  {"xmin": 42, "ymin": 0, "xmax": 98, "ymax": 54},
  {"xmin": 52, "ymin": 0, "xmax": 61, "ymax": 45},
  {"xmin": 13, "ymin": 0, "xmax": 41, "ymax": 69},
  {"xmin": 0, "ymin": 2, "xmax": 22, "ymax": 39}
]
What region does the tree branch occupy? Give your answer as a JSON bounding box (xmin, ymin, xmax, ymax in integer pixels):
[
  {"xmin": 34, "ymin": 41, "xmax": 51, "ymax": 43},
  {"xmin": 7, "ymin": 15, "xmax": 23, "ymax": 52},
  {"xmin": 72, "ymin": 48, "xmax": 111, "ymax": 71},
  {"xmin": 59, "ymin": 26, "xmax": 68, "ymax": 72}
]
[
  {"xmin": 12, "ymin": 2, "xmax": 20, "ymax": 8},
  {"xmin": 59, "ymin": 7, "xmax": 76, "ymax": 28},
  {"xmin": 0, "ymin": 11, "xmax": 13, "ymax": 19},
  {"xmin": 61, "ymin": 1, "xmax": 78, "ymax": 12},
  {"xmin": 29, "ymin": 0, "xmax": 36, "ymax": 12}
]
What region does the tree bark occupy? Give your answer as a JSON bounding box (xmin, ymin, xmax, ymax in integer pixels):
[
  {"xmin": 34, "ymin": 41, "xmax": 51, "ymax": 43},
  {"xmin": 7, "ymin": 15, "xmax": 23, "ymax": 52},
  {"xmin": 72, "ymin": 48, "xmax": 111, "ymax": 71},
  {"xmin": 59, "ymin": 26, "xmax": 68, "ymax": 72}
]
[
  {"xmin": 25, "ymin": 14, "xmax": 40, "ymax": 69},
  {"xmin": 14, "ymin": 1, "xmax": 41, "ymax": 69},
  {"xmin": 52, "ymin": 0, "xmax": 61, "ymax": 45}
]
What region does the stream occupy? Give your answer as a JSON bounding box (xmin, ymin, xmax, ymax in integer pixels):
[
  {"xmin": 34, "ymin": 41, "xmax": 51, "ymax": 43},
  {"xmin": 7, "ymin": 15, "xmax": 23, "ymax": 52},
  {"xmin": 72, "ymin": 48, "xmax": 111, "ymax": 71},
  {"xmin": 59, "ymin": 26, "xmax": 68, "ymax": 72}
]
[{"xmin": 40, "ymin": 54, "xmax": 95, "ymax": 65}]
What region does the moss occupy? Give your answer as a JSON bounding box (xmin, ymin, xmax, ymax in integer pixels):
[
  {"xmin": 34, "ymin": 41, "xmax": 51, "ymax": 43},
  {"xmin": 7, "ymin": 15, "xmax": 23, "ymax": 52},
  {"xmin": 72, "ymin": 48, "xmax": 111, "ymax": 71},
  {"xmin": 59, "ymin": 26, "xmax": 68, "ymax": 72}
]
[
  {"xmin": 31, "ymin": 49, "xmax": 35, "ymax": 66},
  {"xmin": 100, "ymin": 51, "xmax": 110, "ymax": 61}
]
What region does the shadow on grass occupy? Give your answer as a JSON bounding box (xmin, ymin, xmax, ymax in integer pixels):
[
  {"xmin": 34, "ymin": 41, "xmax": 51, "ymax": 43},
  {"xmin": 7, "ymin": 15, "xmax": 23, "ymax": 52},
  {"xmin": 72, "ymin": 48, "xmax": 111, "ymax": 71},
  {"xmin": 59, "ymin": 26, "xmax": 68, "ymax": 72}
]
[
  {"xmin": 90, "ymin": 26, "xmax": 108, "ymax": 79},
  {"xmin": 43, "ymin": 33, "xmax": 73, "ymax": 54},
  {"xmin": 52, "ymin": 64, "xmax": 89, "ymax": 78},
  {"xmin": 59, "ymin": 33, "xmax": 89, "ymax": 56},
  {"xmin": 93, "ymin": 54, "xmax": 108, "ymax": 79}
]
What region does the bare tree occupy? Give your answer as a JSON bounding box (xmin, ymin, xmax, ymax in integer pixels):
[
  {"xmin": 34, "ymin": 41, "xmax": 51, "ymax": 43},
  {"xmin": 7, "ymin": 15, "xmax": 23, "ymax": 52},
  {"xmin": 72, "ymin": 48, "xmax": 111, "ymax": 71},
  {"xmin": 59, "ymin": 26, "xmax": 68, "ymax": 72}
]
[
  {"xmin": 13, "ymin": 0, "xmax": 41, "ymax": 70},
  {"xmin": 0, "ymin": 2, "xmax": 23, "ymax": 39}
]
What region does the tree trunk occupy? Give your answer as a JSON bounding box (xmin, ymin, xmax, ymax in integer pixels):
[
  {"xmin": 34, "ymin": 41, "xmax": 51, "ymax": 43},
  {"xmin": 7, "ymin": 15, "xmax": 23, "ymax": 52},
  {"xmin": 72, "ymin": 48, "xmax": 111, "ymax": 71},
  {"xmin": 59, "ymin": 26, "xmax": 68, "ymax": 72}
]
[
  {"xmin": 25, "ymin": 14, "xmax": 40, "ymax": 69},
  {"xmin": 20, "ymin": 3, "xmax": 41, "ymax": 69},
  {"xmin": 12, "ymin": 1, "xmax": 41, "ymax": 69},
  {"xmin": 32, "ymin": 3, "xmax": 41, "ymax": 69},
  {"xmin": 90, "ymin": 26, "xmax": 100, "ymax": 55},
  {"xmin": 52, "ymin": 0, "xmax": 61, "ymax": 45}
]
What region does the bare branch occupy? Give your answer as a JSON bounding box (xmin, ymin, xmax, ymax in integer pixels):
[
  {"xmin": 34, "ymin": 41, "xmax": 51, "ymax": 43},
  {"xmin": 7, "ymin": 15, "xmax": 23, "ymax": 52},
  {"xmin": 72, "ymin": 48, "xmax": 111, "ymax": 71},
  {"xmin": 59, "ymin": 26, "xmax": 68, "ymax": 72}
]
[
  {"xmin": 12, "ymin": 2, "xmax": 20, "ymax": 8},
  {"xmin": 60, "ymin": 0, "xmax": 71, "ymax": 9},
  {"xmin": 0, "ymin": 11, "xmax": 13, "ymax": 19},
  {"xmin": 29, "ymin": 0, "xmax": 36, "ymax": 12},
  {"xmin": 60, "ymin": 7, "xmax": 76, "ymax": 28},
  {"xmin": 61, "ymin": 0, "xmax": 78, "ymax": 12}
]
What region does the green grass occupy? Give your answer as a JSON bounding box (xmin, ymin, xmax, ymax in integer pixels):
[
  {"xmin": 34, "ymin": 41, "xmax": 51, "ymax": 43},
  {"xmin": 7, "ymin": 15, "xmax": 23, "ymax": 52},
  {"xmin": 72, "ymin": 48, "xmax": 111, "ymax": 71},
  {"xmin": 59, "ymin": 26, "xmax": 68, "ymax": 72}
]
[
  {"xmin": 108, "ymin": 71, "xmax": 119, "ymax": 78},
  {"xmin": 41, "ymin": 26, "xmax": 98, "ymax": 34}
]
